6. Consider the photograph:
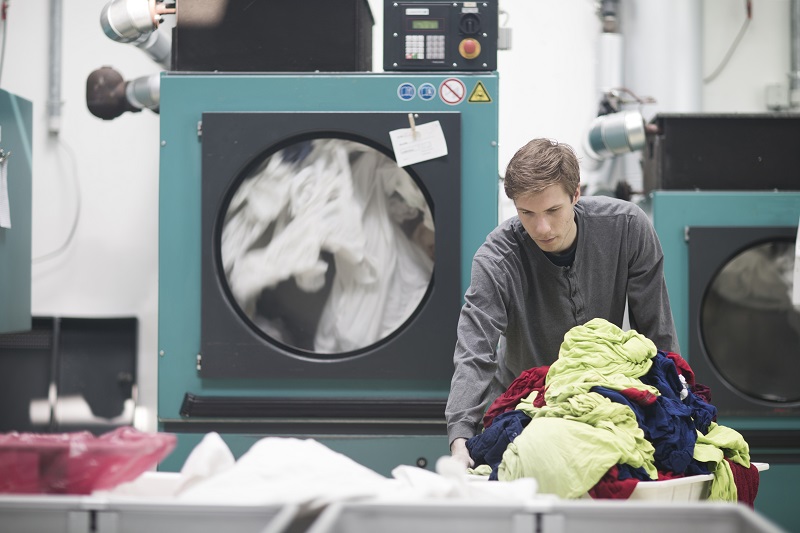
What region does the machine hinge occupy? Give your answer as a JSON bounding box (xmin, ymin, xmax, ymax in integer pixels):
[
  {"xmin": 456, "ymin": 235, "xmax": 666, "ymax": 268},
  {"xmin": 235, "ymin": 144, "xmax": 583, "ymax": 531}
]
[
  {"xmin": 196, "ymin": 354, "xmax": 202, "ymax": 371},
  {"xmin": 197, "ymin": 121, "xmax": 203, "ymax": 138},
  {"xmin": 684, "ymin": 226, "xmax": 690, "ymax": 242}
]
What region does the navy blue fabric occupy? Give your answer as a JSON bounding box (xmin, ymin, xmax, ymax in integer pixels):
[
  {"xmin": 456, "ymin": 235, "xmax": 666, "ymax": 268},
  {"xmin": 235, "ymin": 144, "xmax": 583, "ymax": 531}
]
[
  {"xmin": 592, "ymin": 352, "xmax": 715, "ymax": 475},
  {"xmin": 617, "ymin": 462, "xmax": 652, "ymax": 481},
  {"xmin": 466, "ymin": 410, "xmax": 531, "ymax": 480},
  {"xmin": 642, "ymin": 352, "xmax": 716, "ymax": 434},
  {"xmin": 644, "ymin": 352, "xmax": 715, "ymax": 475},
  {"xmin": 593, "ymin": 384, "xmax": 692, "ymax": 475}
]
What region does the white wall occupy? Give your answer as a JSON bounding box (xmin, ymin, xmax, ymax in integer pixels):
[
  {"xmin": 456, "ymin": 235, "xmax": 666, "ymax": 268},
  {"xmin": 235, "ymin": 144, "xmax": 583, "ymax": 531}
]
[
  {"xmin": 3, "ymin": 0, "xmax": 163, "ymax": 431},
  {"xmin": 704, "ymin": 0, "xmax": 791, "ymax": 111},
  {"xmin": 495, "ymin": 0, "xmax": 598, "ymax": 219},
  {"xmin": 1, "ymin": 0, "xmax": 794, "ymax": 432}
]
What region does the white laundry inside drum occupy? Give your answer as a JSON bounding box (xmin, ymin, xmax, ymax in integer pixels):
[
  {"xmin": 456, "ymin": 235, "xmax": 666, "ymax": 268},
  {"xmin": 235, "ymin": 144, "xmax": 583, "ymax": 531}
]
[
  {"xmin": 220, "ymin": 138, "xmax": 435, "ymax": 356},
  {"xmin": 701, "ymin": 241, "xmax": 800, "ymax": 403}
]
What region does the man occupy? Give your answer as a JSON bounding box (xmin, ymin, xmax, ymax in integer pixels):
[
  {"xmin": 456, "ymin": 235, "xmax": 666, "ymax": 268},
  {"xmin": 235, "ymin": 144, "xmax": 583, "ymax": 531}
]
[{"xmin": 446, "ymin": 138, "xmax": 679, "ymax": 468}]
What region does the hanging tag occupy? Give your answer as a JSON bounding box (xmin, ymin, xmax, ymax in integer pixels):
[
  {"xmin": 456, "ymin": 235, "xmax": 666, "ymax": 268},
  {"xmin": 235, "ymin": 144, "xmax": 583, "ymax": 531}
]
[
  {"xmin": 793, "ymin": 216, "xmax": 800, "ymax": 306},
  {"xmin": 389, "ymin": 119, "xmax": 448, "ymax": 167}
]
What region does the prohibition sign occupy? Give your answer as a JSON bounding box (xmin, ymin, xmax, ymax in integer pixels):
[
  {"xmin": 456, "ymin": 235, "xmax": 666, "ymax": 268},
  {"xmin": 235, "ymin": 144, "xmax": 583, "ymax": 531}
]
[{"xmin": 439, "ymin": 78, "xmax": 466, "ymax": 105}]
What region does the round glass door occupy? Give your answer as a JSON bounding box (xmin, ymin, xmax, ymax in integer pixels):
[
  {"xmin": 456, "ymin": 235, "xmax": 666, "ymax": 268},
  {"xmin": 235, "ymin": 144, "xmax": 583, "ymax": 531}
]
[
  {"xmin": 219, "ymin": 138, "xmax": 435, "ymax": 357},
  {"xmin": 700, "ymin": 239, "xmax": 800, "ymax": 402}
]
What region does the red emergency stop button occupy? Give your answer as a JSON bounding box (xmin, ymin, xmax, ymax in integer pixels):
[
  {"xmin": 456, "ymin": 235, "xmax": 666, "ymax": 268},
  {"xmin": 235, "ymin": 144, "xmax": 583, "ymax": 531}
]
[{"xmin": 459, "ymin": 38, "xmax": 481, "ymax": 60}]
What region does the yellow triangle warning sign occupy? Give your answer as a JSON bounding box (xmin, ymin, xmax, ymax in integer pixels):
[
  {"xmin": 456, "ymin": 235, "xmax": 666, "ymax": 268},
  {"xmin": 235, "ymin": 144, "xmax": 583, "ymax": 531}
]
[{"xmin": 468, "ymin": 81, "xmax": 492, "ymax": 103}]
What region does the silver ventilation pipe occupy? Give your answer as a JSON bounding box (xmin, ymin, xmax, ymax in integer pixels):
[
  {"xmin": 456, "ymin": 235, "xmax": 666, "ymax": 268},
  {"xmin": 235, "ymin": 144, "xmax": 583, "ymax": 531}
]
[
  {"xmin": 47, "ymin": 0, "xmax": 63, "ymax": 135},
  {"xmin": 100, "ymin": 0, "xmax": 175, "ymax": 68},
  {"xmin": 790, "ymin": 0, "xmax": 800, "ymax": 98}
]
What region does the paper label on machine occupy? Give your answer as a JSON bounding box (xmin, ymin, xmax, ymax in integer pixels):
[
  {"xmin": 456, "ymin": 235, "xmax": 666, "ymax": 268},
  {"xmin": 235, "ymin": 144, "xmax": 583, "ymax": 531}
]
[{"xmin": 389, "ymin": 120, "xmax": 448, "ymax": 167}]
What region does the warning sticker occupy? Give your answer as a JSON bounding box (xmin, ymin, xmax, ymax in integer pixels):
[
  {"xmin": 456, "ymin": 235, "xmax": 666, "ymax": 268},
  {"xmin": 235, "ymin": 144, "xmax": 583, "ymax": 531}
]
[
  {"xmin": 439, "ymin": 78, "xmax": 466, "ymax": 105},
  {"xmin": 468, "ymin": 81, "xmax": 492, "ymax": 103}
]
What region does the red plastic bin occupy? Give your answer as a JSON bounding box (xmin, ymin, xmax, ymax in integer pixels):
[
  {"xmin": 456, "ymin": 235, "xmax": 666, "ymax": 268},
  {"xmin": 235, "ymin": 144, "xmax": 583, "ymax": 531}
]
[{"xmin": 0, "ymin": 427, "xmax": 176, "ymax": 494}]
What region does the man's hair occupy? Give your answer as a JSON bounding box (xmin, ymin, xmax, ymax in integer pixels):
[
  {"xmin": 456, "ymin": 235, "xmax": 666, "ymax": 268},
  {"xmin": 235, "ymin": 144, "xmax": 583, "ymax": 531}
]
[{"xmin": 503, "ymin": 138, "xmax": 581, "ymax": 200}]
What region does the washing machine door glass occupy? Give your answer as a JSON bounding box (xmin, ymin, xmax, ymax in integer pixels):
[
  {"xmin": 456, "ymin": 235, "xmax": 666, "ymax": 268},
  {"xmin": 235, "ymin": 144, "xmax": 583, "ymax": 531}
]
[
  {"xmin": 700, "ymin": 240, "xmax": 800, "ymax": 402},
  {"xmin": 219, "ymin": 138, "xmax": 435, "ymax": 356}
]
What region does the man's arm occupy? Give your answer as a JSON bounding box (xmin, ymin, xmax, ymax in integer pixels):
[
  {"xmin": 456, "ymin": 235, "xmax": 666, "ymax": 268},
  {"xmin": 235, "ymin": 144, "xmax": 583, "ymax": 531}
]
[
  {"xmin": 445, "ymin": 255, "xmax": 509, "ymax": 447},
  {"xmin": 626, "ymin": 208, "xmax": 680, "ymax": 353}
]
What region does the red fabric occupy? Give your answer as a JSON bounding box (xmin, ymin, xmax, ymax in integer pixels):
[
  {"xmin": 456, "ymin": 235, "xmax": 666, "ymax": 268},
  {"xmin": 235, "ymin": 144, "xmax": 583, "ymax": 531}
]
[
  {"xmin": 483, "ymin": 365, "xmax": 549, "ymax": 429},
  {"xmin": 618, "ymin": 387, "xmax": 659, "ymax": 406},
  {"xmin": 588, "ymin": 465, "xmax": 639, "ymax": 500},
  {"xmin": 727, "ymin": 459, "xmax": 760, "ymax": 508},
  {"xmin": 691, "ymin": 383, "xmax": 713, "ymax": 405},
  {"xmin": 655, "ymin": 470, "xmax": 687, "ymax": 481},
  {"xmin": 664, "ymin": 351, "xmax": 713, "ymax": 405},
  {"xmin": 664, "ymin": 351, "xmax": 695, "ymax": 386}
]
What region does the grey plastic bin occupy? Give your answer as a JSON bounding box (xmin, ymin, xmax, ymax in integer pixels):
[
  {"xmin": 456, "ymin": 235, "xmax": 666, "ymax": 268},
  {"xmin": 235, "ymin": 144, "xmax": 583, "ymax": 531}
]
[
  {"xmin": 0, "ymin": 495, "xmax": 298, "ymax": 533},
  {"xmin": 307, "ymin": 499, "xmax": 787, "ymax": 533}
]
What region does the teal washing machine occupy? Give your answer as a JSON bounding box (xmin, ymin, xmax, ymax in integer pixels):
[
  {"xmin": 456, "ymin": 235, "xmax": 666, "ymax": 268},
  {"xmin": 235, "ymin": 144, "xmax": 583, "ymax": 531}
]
[
  {"xmin": 157, "ymin": 73, "xmax": 498, "ymax": 475},
  {"xmin": 653, "ymin": 191, "xmax": 800, "ymax": 532}
]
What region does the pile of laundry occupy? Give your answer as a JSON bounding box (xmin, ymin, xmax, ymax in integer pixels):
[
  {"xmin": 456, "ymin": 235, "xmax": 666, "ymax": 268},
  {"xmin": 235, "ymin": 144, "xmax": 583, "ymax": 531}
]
[
  {"xmin": 466, "ymin": 318, "xmax": 760, "ymax": 505},
  {"xmin": 101, "ymin": 433, "xmax": 543, "ymax": 513}
]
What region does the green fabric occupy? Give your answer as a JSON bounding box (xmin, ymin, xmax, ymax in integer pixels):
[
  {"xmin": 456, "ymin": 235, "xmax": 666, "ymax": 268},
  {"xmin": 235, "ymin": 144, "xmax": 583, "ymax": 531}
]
[
  {"xmin": 545, "ymin": 318, "xmax": 660, "ymax": 405},
  {"xmin": 498, "ymin": 417, "xmax": 647, "ymax": 498},
  {"xmin": 499, "ymin": 319, "xmax": 660, "ymax": 497},
  {"xmin": 468, "ymin": 464, "xmax": 492, "ymax": 476},
  {"xmin": 517, "ymin": 391, "xmax": 657, "ymax": 480},
  {"xmin": 693, "ymin": 422, "xmax": 751, "ymax": 502},
  {"xmin": 503, "ymin": 392, "xmax": 658, "ymax": 497}
]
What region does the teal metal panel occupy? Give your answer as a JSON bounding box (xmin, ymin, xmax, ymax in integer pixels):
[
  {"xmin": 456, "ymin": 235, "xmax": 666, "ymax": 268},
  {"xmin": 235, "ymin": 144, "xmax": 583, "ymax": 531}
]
[
  {"xmin": 754, "ymin": 463, "xmax": 800, "ymax": 533},
  {"xmin": 652, "ymin": 190, "xmax": 800, "ymax": 359},
  {"xmin": 653, "ymin": 191, "xmax": 800, "ymax": 531},
  {"xmin": 0, "ymin": 90, "xmax": 32, "ymax": 334},
  {"xmin": 158, "ymin": 73, "xmax": 498, "ymax": 417}
]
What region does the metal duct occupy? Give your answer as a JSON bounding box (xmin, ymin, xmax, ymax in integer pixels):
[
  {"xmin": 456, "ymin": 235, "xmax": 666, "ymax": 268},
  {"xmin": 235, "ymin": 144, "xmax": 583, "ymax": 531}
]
[
  {"xmin": 791, "ymin": 0, "xmax": 800, "ymax": 94},
  {"xmin": 47, "ymin": 0, "xmax": 63, "ymax": 135}
]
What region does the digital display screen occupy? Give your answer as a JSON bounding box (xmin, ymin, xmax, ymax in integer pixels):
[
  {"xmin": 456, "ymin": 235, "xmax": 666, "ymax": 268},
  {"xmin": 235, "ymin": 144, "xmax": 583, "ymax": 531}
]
[{"xmin": 412, "ymin": 19, "xmax": 440, "ymax": 30}]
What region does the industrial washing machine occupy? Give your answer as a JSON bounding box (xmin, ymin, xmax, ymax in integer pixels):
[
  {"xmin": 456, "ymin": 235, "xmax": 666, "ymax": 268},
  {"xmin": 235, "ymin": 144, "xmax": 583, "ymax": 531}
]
[
  {"xmin": 157, "ymin": 72, "xmax": 499, "ymax": 475},
  {"xmin": 647, "ymin": 113, "xmax": 800, "ymax": 533}
]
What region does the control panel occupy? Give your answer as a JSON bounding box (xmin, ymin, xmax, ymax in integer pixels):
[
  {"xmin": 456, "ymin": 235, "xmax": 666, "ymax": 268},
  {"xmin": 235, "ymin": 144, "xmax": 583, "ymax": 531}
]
[{"xmin": 383, "ymin": 1, "xmax": 498, "ymax": 71}]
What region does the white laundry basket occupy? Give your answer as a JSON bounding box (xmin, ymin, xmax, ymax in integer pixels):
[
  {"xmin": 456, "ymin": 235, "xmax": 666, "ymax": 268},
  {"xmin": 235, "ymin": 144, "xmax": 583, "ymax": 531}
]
[
  {"xmin": 625, "ymin": 462, "xmax": 769, "ymax": 502},
  {"xmin": 469, "ymin": 462, "xmax": 769, "ymax": 502}
]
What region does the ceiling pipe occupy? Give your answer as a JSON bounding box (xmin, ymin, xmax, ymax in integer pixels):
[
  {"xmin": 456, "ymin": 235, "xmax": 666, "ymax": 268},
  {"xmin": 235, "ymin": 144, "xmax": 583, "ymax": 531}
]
[
  {"xmin": 100, "ymin": 0, "xmax": 174, "ymax": 68},
  {"xmin": 47, "ymin": 0, "xmax": 63, "ymax": 135},
  {"xmin": 581, "ymin": 0, "xmax": 626, "ymax": 196},
  {"xmin": 790, "ymin": 0, "xmax": 800, "ymax": 105}
]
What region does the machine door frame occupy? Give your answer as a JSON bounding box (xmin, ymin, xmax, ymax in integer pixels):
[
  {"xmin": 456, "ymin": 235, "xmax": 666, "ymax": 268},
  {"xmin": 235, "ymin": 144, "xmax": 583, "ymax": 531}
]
[
  {"xmin": 200, "ymin": 111, "xmax": 462, "ymax": 380},
  {"xmin": 688, "ymin": 225, "xmax": 800, "ymax": 416}
]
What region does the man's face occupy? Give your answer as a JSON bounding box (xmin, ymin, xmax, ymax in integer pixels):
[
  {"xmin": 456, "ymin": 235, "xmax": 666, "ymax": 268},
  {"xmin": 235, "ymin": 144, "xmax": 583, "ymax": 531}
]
[{"xmin": 514, "ymin": 184, "xmax": 580, "ymax": 254}]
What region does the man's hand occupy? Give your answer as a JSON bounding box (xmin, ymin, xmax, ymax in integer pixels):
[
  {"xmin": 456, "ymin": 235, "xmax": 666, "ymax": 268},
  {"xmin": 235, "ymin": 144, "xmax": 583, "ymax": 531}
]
[{"xmin": 449, "ymin": 437, "xmax": 475, "ymax": 470}]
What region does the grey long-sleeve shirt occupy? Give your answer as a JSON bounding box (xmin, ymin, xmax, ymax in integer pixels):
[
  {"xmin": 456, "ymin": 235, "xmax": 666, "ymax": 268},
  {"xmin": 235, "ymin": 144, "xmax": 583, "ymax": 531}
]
[{"xmin": 445, "ymin": 195, "xmax": 679, "ymax": 444}]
